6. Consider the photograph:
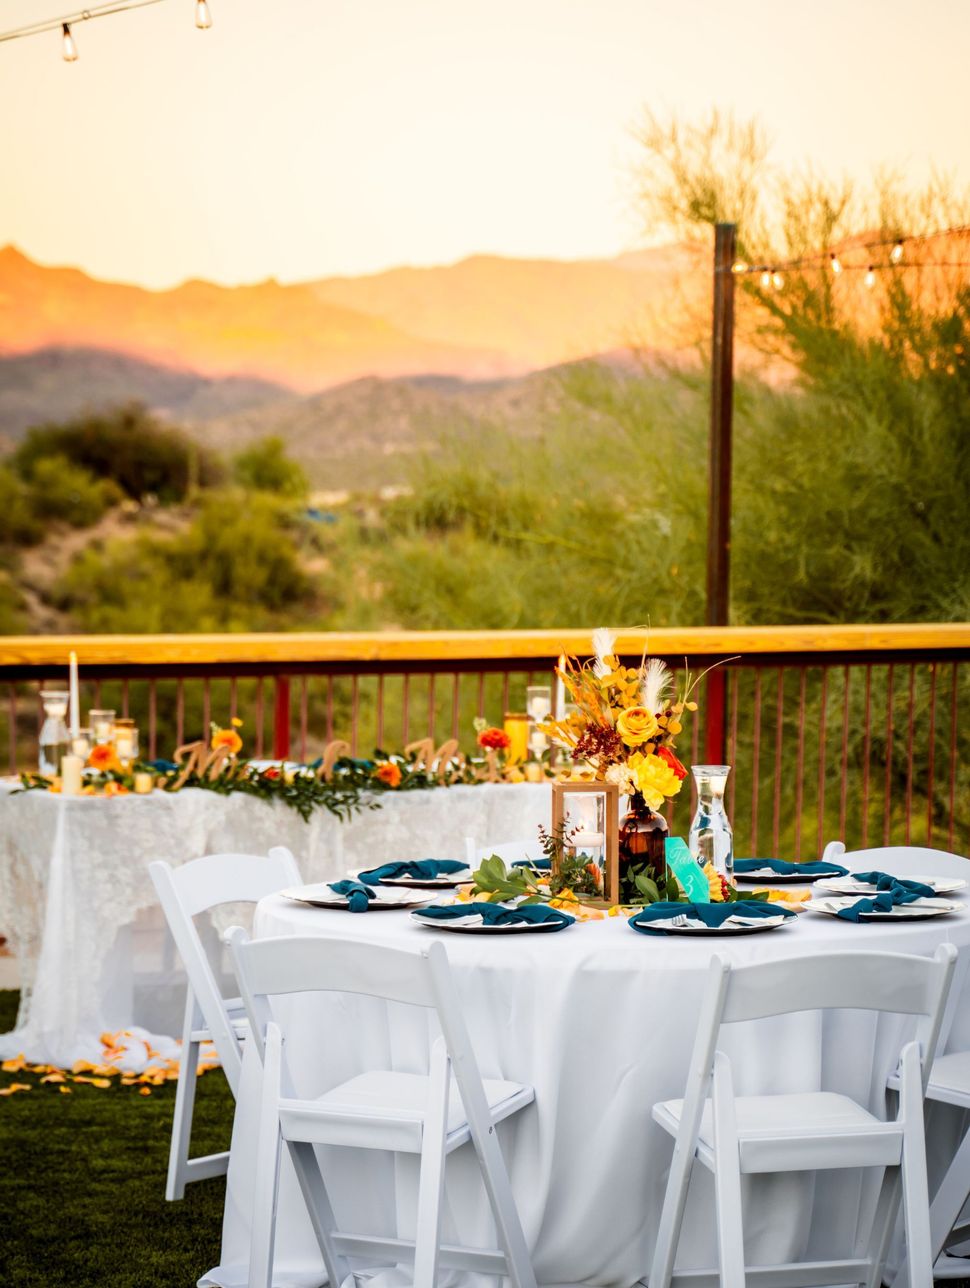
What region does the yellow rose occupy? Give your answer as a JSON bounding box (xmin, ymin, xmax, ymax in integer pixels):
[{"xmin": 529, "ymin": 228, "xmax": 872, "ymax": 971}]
[
  {"xmin": 629, "ymin": 751, "xmax": 683, "ymax": 810},
  {"xmin": 615, "ymin": 705, "xmax": 660, "ymax": 747}
]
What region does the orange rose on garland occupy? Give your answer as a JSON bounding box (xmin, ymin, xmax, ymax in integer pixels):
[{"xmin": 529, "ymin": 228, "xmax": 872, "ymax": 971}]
[
  {"xmin": 374, "ymin": 761, "xmax": 402, "ymax": 788},
  {"xmin": 210, "ymin": 727, "xmax": 243, "ymax": 756},
  {"xmin": 87, "ymin": 744, "xmax": 121, "ymax": 774},
  {"xmin": 476, "ymin": 727, "xmax": 511, "ymax": 751}
]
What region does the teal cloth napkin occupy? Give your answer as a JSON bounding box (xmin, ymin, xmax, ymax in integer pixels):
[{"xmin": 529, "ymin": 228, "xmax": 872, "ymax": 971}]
[
  {"xmin": 734, "ymin": 858, "xmax": 848, "ymax": 877},
  {"xmin": 836, "ymin": 871, "xmax": 936, "ymax": 922},
  {"xmin": 328, "ymin": 879, "xmax": 376, "ymax": 912},
  {"xmin": 629, "ymin": 900, "xmax": 794, "ymax": 933},
  {"xmin": 357, "ymin": 859, "xmax": 468, "ymax": 884},
  {"xmin": 512, "ymin": 857, "xmax": 552, "ymax": 869},
  {"xmin": 413, "ymin": 901, "xmax": 574, "ymax": 929}
]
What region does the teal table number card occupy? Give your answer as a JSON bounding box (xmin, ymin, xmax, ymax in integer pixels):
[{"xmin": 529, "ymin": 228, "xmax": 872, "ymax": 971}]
[{"xmin": 665, "ymin": 836, "xmax": 710, "ymax": 903}]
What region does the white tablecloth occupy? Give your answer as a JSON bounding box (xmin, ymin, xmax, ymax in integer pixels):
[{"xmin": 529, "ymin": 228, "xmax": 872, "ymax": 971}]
[
  {"xmin": 0, "ymin": 781, "xmax": 551, "ymax": 1066},
  {"xmin": 202, "ymin": 892, "xmax": 970, "ymax": 1288}
]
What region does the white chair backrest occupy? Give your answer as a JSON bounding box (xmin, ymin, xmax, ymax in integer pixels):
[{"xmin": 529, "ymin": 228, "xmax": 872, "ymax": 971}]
[
  {"xmin": 823, "ymin": 841, "xmax": 970, "ymax": 879},
  {"xmin": 228, "ymin": 929, "xmax": 481, "ymax": 1091},
  {"xmin": 150, "ymin": 847, "xmax": 302, "ymax": 1086},
  {"xmin": 688, "ymin": 946, "xmax": 956, "ymax": 1104},
  {"xmin": 465, "ymin": 837, "xmax": 546, "ymax": 868}
]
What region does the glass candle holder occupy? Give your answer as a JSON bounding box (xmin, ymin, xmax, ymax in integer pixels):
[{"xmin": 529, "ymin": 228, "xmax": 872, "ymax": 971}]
[
  {"xmin": 39, "ymin": 689, "xmax": 70, "ymax": 778},
  {"xmin": 70, "ymin": 728, "xmax": 93, "ymax": 759},
  {"xmin": 526, "ymin": 684, "xmax": 552, "ymax": 757},
  {"xmin": 89, "ymin": 709, "xmax": 116, "ymax": 745},
  {"xmin": 112, "ymin": 718, "xmax": 138, "ymax": 768},
  {"xmin": 502, "ymin": 712, "xmax": 530, "ymax": 764}
]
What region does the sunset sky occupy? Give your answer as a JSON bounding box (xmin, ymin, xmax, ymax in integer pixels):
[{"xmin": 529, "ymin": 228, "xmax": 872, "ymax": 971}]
[{"xmin": 0, "ymin": 0, "xmax": 967, "ymax": 289}]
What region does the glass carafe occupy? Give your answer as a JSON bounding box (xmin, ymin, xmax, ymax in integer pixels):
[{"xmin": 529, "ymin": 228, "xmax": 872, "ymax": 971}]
[
  {"xmin": 688, "ymin": 764, "xmax": 733, "ymax": 881},
  {"xmin": 39, "ymin": 689, "xmax": 70, "ymax": 778}
]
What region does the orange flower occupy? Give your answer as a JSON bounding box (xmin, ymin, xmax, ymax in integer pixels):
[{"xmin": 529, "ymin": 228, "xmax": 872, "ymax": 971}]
[
  {"xmin": 87, "ymin": 744, "xmax": 121, "ymax": 773},
  {"xmin": 210, "ymin": 728, "xmax": 243, "ymax": 755},
  {"xmin": 374, "ymin": 761, "xmax": 402, "ymax": 788},
  {"xmin": 102, "ymin": 781, "xmax": 129, "ymax": 798}
]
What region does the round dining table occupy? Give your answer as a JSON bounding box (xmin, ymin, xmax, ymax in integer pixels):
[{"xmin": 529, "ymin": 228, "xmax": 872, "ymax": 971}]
[{"xmin": 202, "ymin": 867, "xmax": 970, "ymax": 1288}]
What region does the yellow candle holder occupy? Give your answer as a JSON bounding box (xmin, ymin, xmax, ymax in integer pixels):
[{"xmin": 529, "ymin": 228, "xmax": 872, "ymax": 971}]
[{"xmin": 503, "ymin": 712, "xmax": 530, "ymax": 764}]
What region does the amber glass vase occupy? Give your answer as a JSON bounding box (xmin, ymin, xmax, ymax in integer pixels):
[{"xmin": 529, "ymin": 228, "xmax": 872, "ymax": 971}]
[{"xmin": 617, "ymin": 792, "xmax": 670, "ymax": 903}]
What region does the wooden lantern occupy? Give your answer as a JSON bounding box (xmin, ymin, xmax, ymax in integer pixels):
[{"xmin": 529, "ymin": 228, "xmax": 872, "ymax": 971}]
[{"xmin": 551, "ymin": 780, "xmax": 620, "ymax": 905}]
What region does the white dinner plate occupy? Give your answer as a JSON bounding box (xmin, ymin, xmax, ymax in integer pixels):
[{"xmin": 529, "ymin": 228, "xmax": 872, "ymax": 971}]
[
  {"xmin": 813, "ymin": 875, "xmax": 968, "ymax": 896},
  {"xmin": 409, "ymin": 911, "xmax": 566, "ymax": 934},
  {"xmin": 634, "ymin": 914, "xmax": 792, "ymax": 936},
  {"xmin": 734, "ymin": 867, "xmax": 839, "ymax": 884},
  {"xmin": 352, "ymin": 869, "xmax": 472, "ymax": 889},
  {"xmin": 281, "ymin": 884, "xmax": 435, "ymax": 911},
  {"xmin": 804, "ymin": 896, "xmax": 965, "ymax": 922}
]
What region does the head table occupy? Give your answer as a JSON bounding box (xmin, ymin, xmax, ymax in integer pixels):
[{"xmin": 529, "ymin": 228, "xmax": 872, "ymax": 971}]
[
  {"xmin": 202, "ymin": 887, "xmax": 970, "ymax": 1288},
  {"xmin": 0, "ymin": 780, "xmax": 550, "ymax": 1067}
]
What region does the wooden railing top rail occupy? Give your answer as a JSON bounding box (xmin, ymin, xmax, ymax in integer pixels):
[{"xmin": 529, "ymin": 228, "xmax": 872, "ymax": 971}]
[{"xmin": 0, "ymin": 623, "xmax": 968, "ymax": 668}]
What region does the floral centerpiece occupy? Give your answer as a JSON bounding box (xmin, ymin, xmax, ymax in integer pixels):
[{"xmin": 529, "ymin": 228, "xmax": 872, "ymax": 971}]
[{"xmin": 540, "ymin": 629, "xmax": 700, "ymax": 903}]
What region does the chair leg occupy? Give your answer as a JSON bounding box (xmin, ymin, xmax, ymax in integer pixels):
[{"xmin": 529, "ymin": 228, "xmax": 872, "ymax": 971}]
[
  {"xmin": 249, "ymin": 1024, "xmax": 283, "ymax": 1288},
  {"xmin": 649, "ymin": 1113, "xmax": 703, "ymax": 1288},
  {"xmin": 711, "ymin": 1052, "xmax": 746, "ymax": 1288},
  {"xmin": 896, "ymin": 1045, "xmax": 934, "ymax": 1288},
  {"xmin": 166, "ymin": 1035, "xmax": 200, "ymax": 1202},
  {"xmin": 413, "ymin": 1039, "xmax": 450, "ymax": 1288},
  {"xmin": 894, "ymin": 1119, "xmax": 970, "ymax": 1286},
  {"xmin": 288, "ymin": 1141, "xmax": 351, "ymax": 1288}
]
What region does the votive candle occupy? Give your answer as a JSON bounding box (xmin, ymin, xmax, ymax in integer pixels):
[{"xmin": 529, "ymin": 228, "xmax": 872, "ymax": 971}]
[{"xmin": 133, "ymin": 772, "xmax": 154, "ymax": 795}]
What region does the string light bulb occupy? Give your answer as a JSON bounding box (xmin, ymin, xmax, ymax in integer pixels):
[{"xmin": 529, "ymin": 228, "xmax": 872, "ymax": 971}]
[
  {"xmin": 731, "ymin": 260, "xmax": 748, "ymax": 274},
  {"xmin": 195, "ymin": 1, "xmax": 212, "ymax": 29},
  {"xmin": 891, "ymin": 239, "xmax": 904, "ymax": 264},
  {"xmin": 772, "ymin": 271, "xmax": 784, "ymax": 289},
  {"xmin": 61, "ymin": 22, "xmax": 78, "ymax": 61},
  {"xmin": 829, "ymin": 253, "xmax": 842, "ymax": 275},
  {"xmin": 865, "ymin": 265, "xmax": 876, "ymax": 289},
  {"xmin": 760, "ymin": 270, "xmax": 772, "ymax": 289}
]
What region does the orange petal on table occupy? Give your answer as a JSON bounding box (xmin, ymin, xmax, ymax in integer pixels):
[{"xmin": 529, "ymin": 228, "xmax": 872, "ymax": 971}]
[
  {"xmin": 100, "ymin": 1031, "xmax": 120, "ymax": 1048},
  {"xmin": 1, "ymin": 1055, "xmax": 26, "ymax": 1072},
  {"xmin": 0, "ymin": 1082, "xmax": 32, "ymax": 1095}
]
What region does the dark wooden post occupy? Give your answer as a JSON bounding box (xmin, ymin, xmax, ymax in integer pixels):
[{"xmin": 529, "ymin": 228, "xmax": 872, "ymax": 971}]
[
  {"xmin": 273, "ymin": 675, "xmax": 291, "ymax": 761},
  {"xmin": 704, "ymin": 223, "xmax": 736, "ymax": 763}
]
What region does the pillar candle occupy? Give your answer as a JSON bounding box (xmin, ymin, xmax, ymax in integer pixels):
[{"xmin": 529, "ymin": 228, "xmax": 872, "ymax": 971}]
[{"xmin": 61, "ymin": 754, "xmax": 83, "ymax": 796}]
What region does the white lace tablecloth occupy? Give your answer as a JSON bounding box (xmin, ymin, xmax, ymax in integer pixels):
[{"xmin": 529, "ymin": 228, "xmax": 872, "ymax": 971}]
[
  {"xmin": 203, "ymin": 893, "xmax": 970, "ymax": 1288},
  {"xmin": 0, "ymin": 780, "xmax": 550, "ymax": 1066}
]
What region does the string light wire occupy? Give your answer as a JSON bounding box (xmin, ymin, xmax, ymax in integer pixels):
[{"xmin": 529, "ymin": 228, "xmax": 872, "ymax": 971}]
[
  {"xmin": 0, "ymin": 0, "xmax": 198, "ymax": 46},
  {"xmin": 725, "ymin": 224, "xmax": 970, "ymax": 279}
]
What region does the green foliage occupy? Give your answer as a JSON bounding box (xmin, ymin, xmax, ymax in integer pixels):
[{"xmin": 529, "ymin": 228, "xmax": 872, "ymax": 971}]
[
  {"xmin": 0, "ymin": 465, "xmax": 42, "ymax": 545},
  {"xmin": 20, "ymin": 453, "xmax": 122, "ymax": 528},
  {"xmin": 12, "ymin": 403, "xmax": 223, "ymax": 502},
  {"xmin": 233, "ymin": 435, "xmax": 309, "ymax": 499},
  {"xmin": 55, "ymin": 492, "xmax": 317, "ymax": 632}
]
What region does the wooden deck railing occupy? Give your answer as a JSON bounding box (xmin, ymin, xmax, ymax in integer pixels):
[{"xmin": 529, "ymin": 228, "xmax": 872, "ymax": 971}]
[{"xmin": 2, "ymin": 624, "xmax": 968, "ymax": 858}]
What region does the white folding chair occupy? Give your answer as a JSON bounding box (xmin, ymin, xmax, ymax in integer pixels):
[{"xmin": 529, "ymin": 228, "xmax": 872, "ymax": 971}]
[
  {"xmin": 227, "ymin": 927, "xmax": 538, "ymax": 1288},
  {"xmin": 823, "ymin": 841, "xmax": 970, "ymax": 881},
  {"xmin": 149, "ymin": 846, "xmax": 301, "ymax": 1201},
  {"xmin": 464, "ymin": 837, "xmax": 547, "ymax": 868},
  {"xmin": 649, "ymin": 945, "xmax": 957, "ymax": 1288}
]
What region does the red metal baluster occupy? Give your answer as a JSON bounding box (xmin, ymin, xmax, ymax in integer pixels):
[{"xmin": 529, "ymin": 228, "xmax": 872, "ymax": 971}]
[
  {"xmin": 861, "ymin": 666, "xmax": 872, "ymax": 848},
  {"xmin": 299, "ymin": 676, "xmax": 309, "ymax": 762},
  {"xmin": 883, "ymin": 665, "xmax": 895, "ymax": 846},
  {"xmin": 690, "ymin": 683, "xmax": 701, "ymax": 818},
  {"xmin": 948, "ymin": 663, "xmax": 958, "ymax": 852},
  {"xmin": 771, "ymin": 669, "xmax": 784, "ymax": 856},
  {"xmin": 148, "ymin": 680, "xmax": 157, "ymax": 760},
  {"xmin": 375, "ymin": 674, "xmax": 385, "ymax": 749},
  {"xmin": 273, "ymin": 677, "xmax": 291, "ymax": 761},
  {"xmin": 350, "ymin": 675, "xmax": 360, "ymax": 756},
  {"xmin": 122, "ymin": 679, "xmax": 129, "ymax": 719},
  {"xmin": 727, "ymin": 668, "xmax": 739, "ymax": 822},
  {"xmin": 230, "ymin": 676, "xmax": 238, "ymax": 722},
  {"xmin": 255, "ymin": 677, "xmax": 264, "ymax": 758},
  {"xmin": 838, "ymin": 666, "xmax": 850, "ymax": 843},
  {"xmin": 501, "ymin": 671, "xmax": 510, "ymax": 718},
  {"xmin": 8, "ymin": 684, "xmax": 16, "ymax": 775},
  {"xmin": 926, "ymin": 663, "xmax": 937, "ymax": 845},
  {"xmin": 750, "ymin": 670, "xmax": 762, "ymax": 855},
  {"xmin": 477, "ymin": 671, "xmax": 485, "ymax": 718},
  {"xmin": 794, "ymin": 669, "xmax": 807, "ymax": 859},
  {"xmin": 816, "ymin": 668, "xmax": 828, "ymax": 858},
  {"xmin": 904, "ymin": 664, "xmax": 916, "ymax": 844},
  {"xmin": 175, "ymin": 679, "xmax": 185, "ymax": 749}
]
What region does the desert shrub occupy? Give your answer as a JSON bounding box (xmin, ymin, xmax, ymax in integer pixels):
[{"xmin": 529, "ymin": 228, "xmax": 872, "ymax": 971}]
[
  {"xmin": 13, "ymin": 403, "xmax": 223, "ymax": 502},
  {"xmin": 233, "ymin": 436, "xmax": 308, "ymax": 499},
  {"xmin": 0, "ymin": 466, "xmax": 42, "ymax": 546},
  {"xmin": 21, "ymin": 454, "xmax": 122, "ymax": 528}
]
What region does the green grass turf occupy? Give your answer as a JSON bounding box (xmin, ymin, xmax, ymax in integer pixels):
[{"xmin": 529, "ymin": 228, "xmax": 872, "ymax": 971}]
[{"xmin": 0, "ymin": 990, "xmax": 233, "ymax": 1287}]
